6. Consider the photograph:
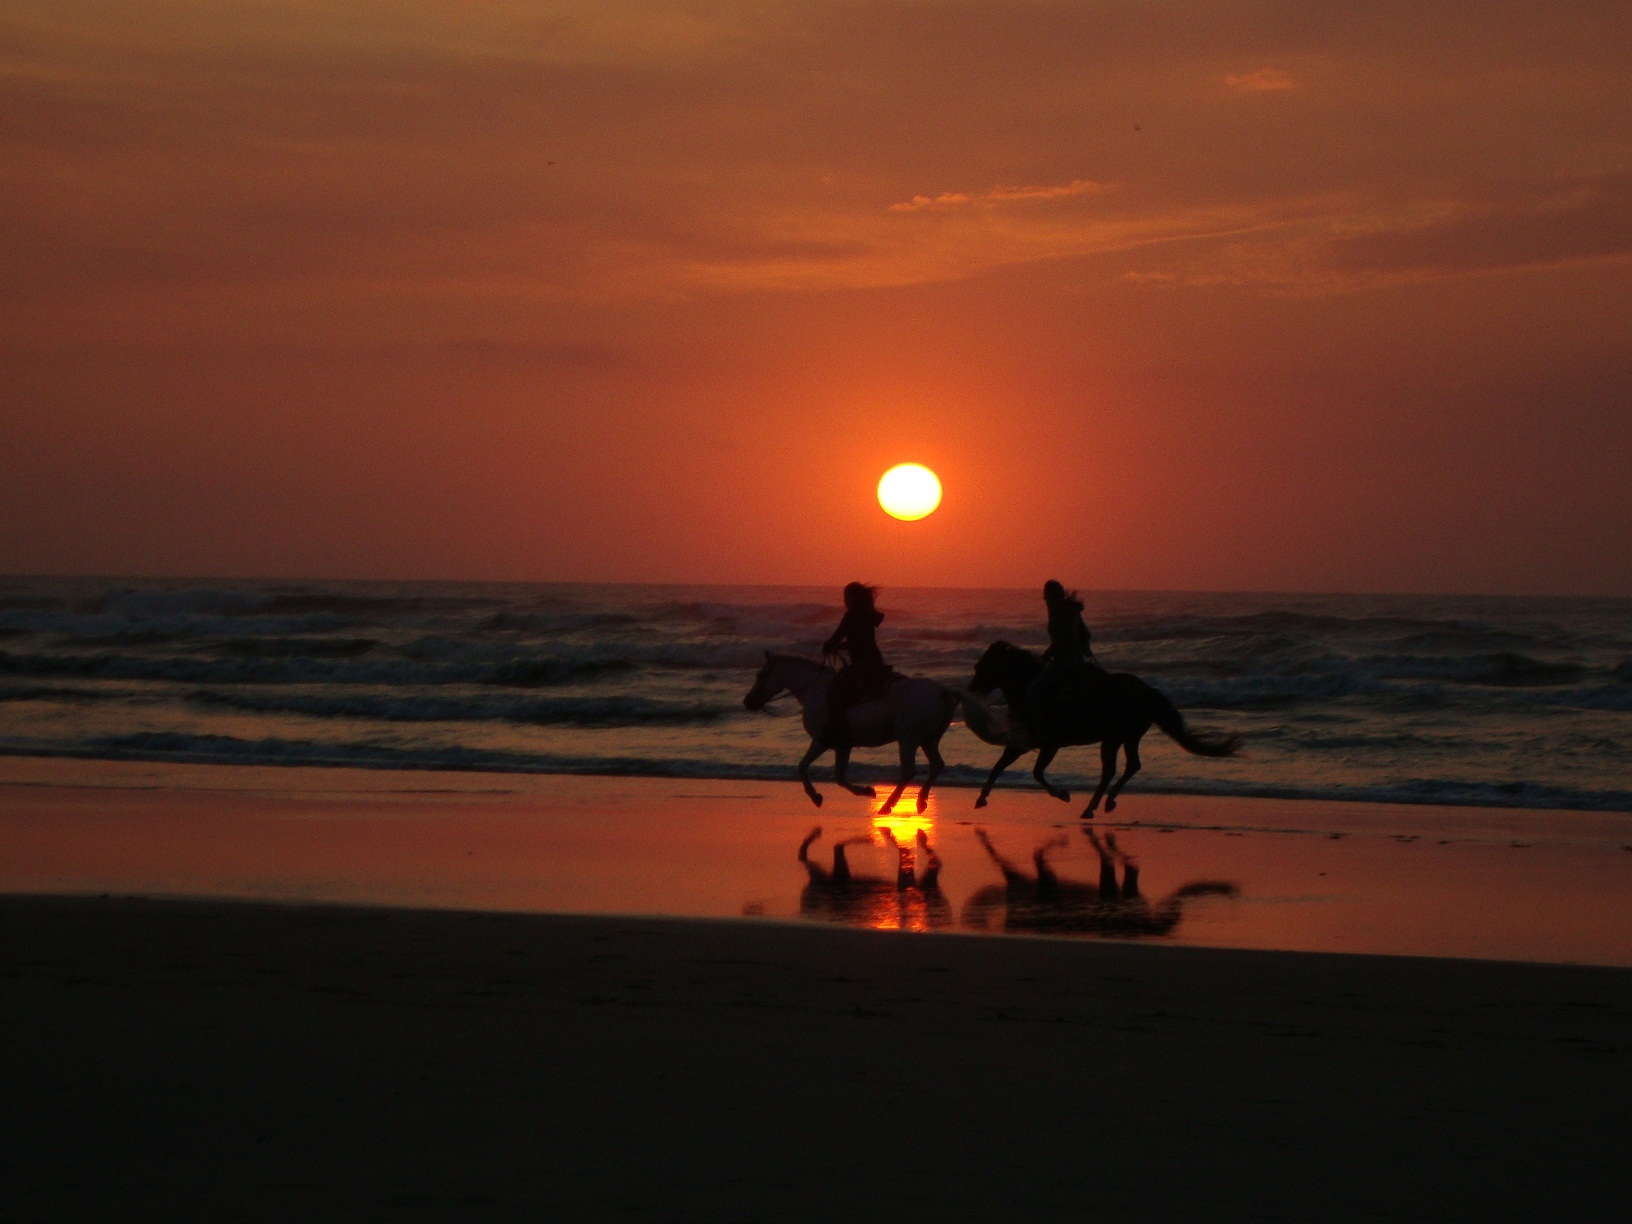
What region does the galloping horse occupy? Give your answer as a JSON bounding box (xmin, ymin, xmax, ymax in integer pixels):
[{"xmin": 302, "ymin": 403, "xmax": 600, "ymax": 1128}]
[
  {"xmin": 968, "ymin": 641, "xmax": 1240, "ymax": 817},
  {"xmin": 962, "ymin": 827, "xmax": 1237, "ymax": 937},
  {"xmin": 743, "ymin": 653, "xmax": 961, "ymax": 813}
]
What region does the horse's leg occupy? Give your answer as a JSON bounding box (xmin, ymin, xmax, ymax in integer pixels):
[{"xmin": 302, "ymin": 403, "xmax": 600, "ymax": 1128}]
[
  {"xmin": 1106, "ymin": 833, "xmax": 1142, "ymax": 899},
  {"xmin": 974, "ymin": 828, "xmax": 1028, "ymax": 885},
  {"xmin": 832, "ymin": 746, "xmax": 875, "ymax": 798},
  {"xmin": 918, "ymin": 738, "xmax": 944, "ymax": 813},
  {"xmin": 1104, "ymin": 729, "xmax": 1145, "ymax": 813},
  {"xmin": 915, "ymin": 829, "xmax": 942, "ymax": 889},
  {"xmin": 976, "ymin": 745, "xmax": 1024, "ymax": 808},
  {"xmin": 879, "ymin": 740, "xmax": 917, "ymax": 815},
  {"xmin": 1086, "ymin": 828, "xmax": 1117, "ymax": 897},
  {"xmin": 1086, "ymin": 740, "xmax": 1118, "ymax": 815},
  {"xmin": 798, "ymin": 739, "xmax": 827, "ymax": 807},
  {"xmin": 798, "ymin": 826, "xmax": 828, "ymax": 882},
  {"xmin": 1032, "ymin": 746, "xmax": 1070, "ymax": 802},
  {"xmin": 1033, "ymin": 834, "xmax": 1069, "ymax": 899}
]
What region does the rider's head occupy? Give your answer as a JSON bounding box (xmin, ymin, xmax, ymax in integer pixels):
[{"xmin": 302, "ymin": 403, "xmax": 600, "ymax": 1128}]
[
  {"xmin": 1043, "ymin": 579, "xmax": 1066, "ymax": 602},
  {"xmin": 843, "ymin": 582, "xmax": 878, "ymax": 612}
]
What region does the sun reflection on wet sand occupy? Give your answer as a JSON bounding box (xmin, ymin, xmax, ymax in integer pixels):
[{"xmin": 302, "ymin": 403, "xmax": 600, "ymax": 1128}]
[
  {"xmin": 3, "ymin": 761, "xmax": 1632, "ymax": 964},
  {"xmin": 872, "ymin": 792, "xmax": 937, "ymax": 892},
  {"xmin": 798, "ymin": 801, "xmax": 952, "ymax": 932}
]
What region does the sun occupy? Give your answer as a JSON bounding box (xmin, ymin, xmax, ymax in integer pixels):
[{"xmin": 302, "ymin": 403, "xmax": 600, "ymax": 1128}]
[{"xmin": 877, "ymin": 463, "xmax": 942, "ymax": 521}]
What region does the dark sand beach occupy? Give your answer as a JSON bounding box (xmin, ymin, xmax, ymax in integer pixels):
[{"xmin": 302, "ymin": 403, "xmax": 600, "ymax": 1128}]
[
  {"xmin": 2, "ymin": 762, "xmax": 1631, "ymax": 1220},
  {"xmin": 3, "ymin": 894, "xmax": 1629, "ymax": 1222}
]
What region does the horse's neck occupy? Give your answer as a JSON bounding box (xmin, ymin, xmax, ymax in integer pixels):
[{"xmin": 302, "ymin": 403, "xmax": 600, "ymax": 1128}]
[
  {"xmin": 997, "ymin": 674, "xmax": 1033, "ymax": 706},
  {"xmin": 776, "ymin": 657, "xmax": 831, "ymax": 704}
]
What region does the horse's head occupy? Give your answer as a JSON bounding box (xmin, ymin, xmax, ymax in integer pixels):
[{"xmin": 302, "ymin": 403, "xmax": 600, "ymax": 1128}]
[
  {"xmin": 970, "ymin": 641, "xmax": 1038, "ymax": 696},
  {"xmin": 743, "ymin": 652, "xmax": 786, "ymax": 711}
]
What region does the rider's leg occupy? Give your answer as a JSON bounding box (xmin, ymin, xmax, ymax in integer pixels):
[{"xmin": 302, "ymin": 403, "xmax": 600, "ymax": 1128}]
[{"xmin": 821, "ymin": 669, "xmax": 852, "ymax": 746}]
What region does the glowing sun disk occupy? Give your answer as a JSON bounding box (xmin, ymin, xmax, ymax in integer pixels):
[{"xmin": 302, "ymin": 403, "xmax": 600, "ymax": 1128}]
[{"xmin": 877, "ymin": 463, "xmax": 942, "ymax": 520}]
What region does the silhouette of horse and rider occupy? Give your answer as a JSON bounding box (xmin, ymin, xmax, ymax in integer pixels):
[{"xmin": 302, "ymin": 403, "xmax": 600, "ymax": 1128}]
[
  {"xmin": 787, "ymin": 824, "xmax": 1234, "ymax": 939},
  {"xmin": 743, "ymin": 580, "xmax": 1240, "ymax": 815},
  {"xmin": 962, "ymin": 827, "xmax": 1237, "ymax": 937}
]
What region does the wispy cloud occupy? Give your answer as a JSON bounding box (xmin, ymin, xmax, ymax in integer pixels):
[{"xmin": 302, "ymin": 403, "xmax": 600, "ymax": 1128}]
[
  {"xmin": 1224, "ymin": 68, "xmax": 1296, "ymax": 92},
  {"xmin": 890, "ymin": 179, "xmax": 1107, "ymax": 212}
]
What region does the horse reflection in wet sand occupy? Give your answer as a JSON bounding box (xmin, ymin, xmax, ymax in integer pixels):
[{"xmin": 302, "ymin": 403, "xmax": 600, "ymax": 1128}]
[
  {"xmin": 797, "ymin": 826, "xmax": 952, "ymax": 932},
  {"xmin": 962, "ymin": 828, "xmax": 1237, "ymax": 938}
]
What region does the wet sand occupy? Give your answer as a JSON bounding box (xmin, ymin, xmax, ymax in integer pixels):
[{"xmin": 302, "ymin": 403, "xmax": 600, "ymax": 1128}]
[
  {"xmin": 3, "ymin": 757, "xmax": 1631, "ymax": 965},
  {"xmin": 3, "ymin": 893, "xmax": 1628, "ymax": 1222}
]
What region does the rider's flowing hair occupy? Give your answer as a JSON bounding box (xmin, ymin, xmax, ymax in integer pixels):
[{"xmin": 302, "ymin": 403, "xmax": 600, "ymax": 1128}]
[
  {"xmin": 843, "ymin": 582, "xmax": 879, "ymax": 613},
  {"xmin": 1043, "ymin": 579, "xmax": 1083, "ymax": 613}
]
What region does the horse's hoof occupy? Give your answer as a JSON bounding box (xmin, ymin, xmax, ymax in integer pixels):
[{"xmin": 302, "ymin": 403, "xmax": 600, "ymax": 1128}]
[
  {"xmin": 1105, "ymin": 798, "xmax": 1117, "ymax": 813},
  {"xmin": 810, "ymin": 792, "xmax": 823, "ymax": 808},
  {"xmin": 974, "ymin": 797, "xmax": 988, "ymax": 809},
  {"xmin": 862, "ymin": 786, "xmax": 877, "ymax": 798},
  {"xmin": 1053, "ymin": 790, "xmax": 1071, "ymax": 803},
  {"xmin": 1080, "ymin": 810, "xmax": 1095, "ymax": 821},
  {"xmin": 916, "ymin": 796, "xmax": 928, "ymax": 814}
]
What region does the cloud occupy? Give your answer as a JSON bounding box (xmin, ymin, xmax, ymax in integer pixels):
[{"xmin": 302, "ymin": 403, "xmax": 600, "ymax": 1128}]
[
  {"xmin": 890, "ymin": 179, "xmax": 1107, "ymax": 212},
  {"xmin": 1224, "ymin": 68, "xmax": 1297, "ymax": 92},
  {"xmin": 1117, "ymin": 174, "xmax": 1632, "ymax": 294}
]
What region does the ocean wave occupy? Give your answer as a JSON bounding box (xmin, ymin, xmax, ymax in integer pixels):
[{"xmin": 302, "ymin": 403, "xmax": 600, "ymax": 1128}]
[
  {"xmin": 483, "ymin": 610, "xmax": 644, "ymax": 634},
  {"xmin": 185, "ymin": 688, "xmax": 735, "ymax": 727},
  {"xmin": 3, "ymin": 734, "xmax": 1629, "ymax": 811},
  {"xmin": 0, "ymin": 684, "xmax": 106, "ymax": 704},
  {"xmin": 0, "ymin": 646, "xmax": 727, "ymax": 688},
  {"xmin": 0, "ymin": 608, "xmax": 363, "ymax": 639},
  {"xmin": 1513, "ymin": 684, "xmax": 1632, "ymax": 713},
  {"xmin": 95, "ymin": 585, "xmax": 499, "ymax": 619}
]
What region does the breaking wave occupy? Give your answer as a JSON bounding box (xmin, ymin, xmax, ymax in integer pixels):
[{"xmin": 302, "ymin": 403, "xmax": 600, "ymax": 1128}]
[{"xmin": 0, "ymin": 578, "xmax": 1628, "ymax": 812}]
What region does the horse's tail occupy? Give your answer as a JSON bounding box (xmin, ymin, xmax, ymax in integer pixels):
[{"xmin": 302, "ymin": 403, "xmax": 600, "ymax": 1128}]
[
  {"xmin": 1150, "ymin": 690, "xmax": 1241, "ymax": 757},
  {"xmin": 1152, "ymin": 880, "xmax": 1239, "ymax": 929},
  {"xmin": 1170, "ymin": 881, "xmax": 1239, "ymax": 900},
  {"xmin": 952, "ymin": 688, "xmax": 1012, "ymax": 746}
]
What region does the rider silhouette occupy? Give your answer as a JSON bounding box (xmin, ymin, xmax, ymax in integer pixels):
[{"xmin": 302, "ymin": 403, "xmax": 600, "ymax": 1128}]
[
  {"xmin": 821, "ymin": 582, "xmax": 891, "ymax": 745},
  {"xmin": 1041, "ymin": 579, "xmax": 1095, "ymax": 667},
  {"xmin": 1026, "ymin": 580, "xmax": 1098, "ymax": 730}
]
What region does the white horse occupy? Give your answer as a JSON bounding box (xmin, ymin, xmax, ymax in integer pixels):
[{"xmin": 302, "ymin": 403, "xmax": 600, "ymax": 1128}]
[{"xmin": 743, "ymin": 653, "xmax": 963, "ymax": 814}]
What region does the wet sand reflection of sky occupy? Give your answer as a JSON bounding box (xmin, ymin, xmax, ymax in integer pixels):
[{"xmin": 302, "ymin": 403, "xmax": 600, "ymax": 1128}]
[{"xmin": 2, "ymin": 762, "xmax": 1630, "ymax": 965}]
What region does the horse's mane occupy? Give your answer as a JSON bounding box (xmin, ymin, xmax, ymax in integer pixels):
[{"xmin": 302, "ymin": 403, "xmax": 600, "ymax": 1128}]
[
  {"xmin": 988, "ymin": 640, "xmax": 1040, "ymax": 662},
  {"xmin": 767, "ymin": 652, "xmax": 835, "ymax": 673}
]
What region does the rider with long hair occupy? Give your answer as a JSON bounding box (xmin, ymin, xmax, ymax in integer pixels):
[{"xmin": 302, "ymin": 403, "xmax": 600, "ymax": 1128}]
[
  {"xmin": 821, "ymin": 582, "xmax": 891, "ymax": 744},
  {"xmin": 1026, "ymin": 579, "xmax": 1098, "ymax": 730},
  {"xmin": 1041, "ymin": 579, "xmax": 1095, "ymax": 667}
]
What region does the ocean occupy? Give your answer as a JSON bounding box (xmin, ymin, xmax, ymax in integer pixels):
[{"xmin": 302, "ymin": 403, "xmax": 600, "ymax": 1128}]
[{"xmin": 1, "ymin": 577, "xmax": 1629, "ymax": 811}]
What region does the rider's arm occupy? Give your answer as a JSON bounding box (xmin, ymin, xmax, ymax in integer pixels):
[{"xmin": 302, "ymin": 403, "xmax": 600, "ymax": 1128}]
[{"xmin": 823, "ymin": 613, "xmax": 851, "ymax": 655}]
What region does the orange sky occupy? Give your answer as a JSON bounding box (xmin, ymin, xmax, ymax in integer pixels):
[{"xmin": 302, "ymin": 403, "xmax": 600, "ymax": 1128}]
[{"xmin": 2, "ymin": 1, "xmax": 1629, "ymax": 593}]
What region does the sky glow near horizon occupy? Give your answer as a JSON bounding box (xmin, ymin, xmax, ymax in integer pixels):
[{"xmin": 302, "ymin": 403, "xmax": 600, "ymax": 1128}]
[{"xmin": 1, "ymin": 1, "xmax": 1629, "ymax": 593}]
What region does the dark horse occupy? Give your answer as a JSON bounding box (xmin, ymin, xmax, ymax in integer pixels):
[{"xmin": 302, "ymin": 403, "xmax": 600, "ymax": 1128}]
[{"xmin": 968, "ymin": 641, "xmax": 1240, "ymax": 817}]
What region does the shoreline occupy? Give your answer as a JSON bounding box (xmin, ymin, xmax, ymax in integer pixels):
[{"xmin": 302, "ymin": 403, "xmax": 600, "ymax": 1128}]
[
  {"xmin": 4, "ymin": 745, "xmax": 1631, "ymax": 813},
  {"xmin": 3, "ymin": 893, "xmax": 1628, "ymax": 1221},
  {"xmin": 3, "ymin": 757, "xmax": 1631, "ymax": 968}
]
